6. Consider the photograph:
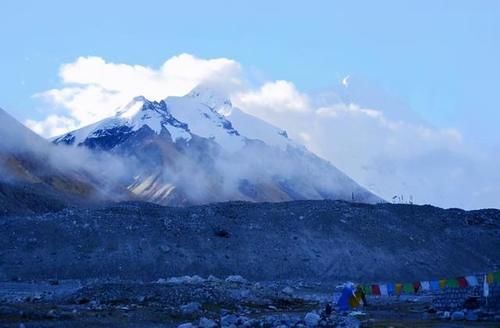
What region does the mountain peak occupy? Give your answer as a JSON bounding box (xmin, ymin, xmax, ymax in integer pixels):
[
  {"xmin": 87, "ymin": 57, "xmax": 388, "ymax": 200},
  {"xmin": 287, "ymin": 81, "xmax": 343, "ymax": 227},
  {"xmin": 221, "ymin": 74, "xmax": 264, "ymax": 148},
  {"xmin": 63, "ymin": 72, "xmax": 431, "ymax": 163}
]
[{"xmin": 186, "ymin": 84, "xmax": 233, "ymax": 111}]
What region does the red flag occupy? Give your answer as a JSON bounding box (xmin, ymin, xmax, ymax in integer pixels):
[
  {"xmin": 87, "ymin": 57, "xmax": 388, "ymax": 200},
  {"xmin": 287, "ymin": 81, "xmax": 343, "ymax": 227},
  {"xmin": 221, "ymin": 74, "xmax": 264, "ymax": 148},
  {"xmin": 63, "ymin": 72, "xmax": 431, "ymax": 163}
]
[
  {"xmin": 413, "ymin": 281, "xmax": 421, "ymax": 293},
  {"xmin": 371, "ymin": 284, "xmax": 381, "ymax": 296},
  {"xmin": 457, "ymin": 277, "xmax": 468, "ymax": 288}
]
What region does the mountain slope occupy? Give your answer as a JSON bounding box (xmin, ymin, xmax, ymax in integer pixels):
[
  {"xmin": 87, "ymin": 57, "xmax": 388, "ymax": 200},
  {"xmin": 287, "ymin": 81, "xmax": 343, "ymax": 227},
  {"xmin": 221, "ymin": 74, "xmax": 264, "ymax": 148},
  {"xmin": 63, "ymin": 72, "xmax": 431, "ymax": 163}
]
[
  {"xmin": 1, "ymin": 200, "xmax": 498, "ymax": 281},
  {"xmin": 0, "ymin": 108, "xmax": 122, "ymax": 213},
  {"xmin": 53, "ymin": 87, "xmax": 382, "ymax": 206}
]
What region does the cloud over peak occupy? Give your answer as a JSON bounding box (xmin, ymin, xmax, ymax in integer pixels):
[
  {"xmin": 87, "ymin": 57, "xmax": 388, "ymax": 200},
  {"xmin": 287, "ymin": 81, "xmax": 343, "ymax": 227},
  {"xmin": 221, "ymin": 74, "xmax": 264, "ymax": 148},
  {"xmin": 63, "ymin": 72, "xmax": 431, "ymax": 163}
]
[{"xmin": 24, "ymin": 53, "xmax": 500, "ymax": 209}]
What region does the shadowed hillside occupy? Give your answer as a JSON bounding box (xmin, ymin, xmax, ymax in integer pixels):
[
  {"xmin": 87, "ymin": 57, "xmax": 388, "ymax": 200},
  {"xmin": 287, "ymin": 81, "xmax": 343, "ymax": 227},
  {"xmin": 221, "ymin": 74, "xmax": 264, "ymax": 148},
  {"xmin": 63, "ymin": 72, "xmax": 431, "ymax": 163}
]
[{"xmin": 1, "ymin": 200, "xmax": 499, "ymax": 283}]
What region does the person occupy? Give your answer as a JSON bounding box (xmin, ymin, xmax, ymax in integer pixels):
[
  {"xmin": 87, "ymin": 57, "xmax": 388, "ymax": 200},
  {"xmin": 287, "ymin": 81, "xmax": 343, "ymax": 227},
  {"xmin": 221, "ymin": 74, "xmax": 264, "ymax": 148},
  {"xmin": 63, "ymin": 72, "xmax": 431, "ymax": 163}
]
[{"xmin": 324, "ymin": 302, "xmax": 332, "ymax": 317}]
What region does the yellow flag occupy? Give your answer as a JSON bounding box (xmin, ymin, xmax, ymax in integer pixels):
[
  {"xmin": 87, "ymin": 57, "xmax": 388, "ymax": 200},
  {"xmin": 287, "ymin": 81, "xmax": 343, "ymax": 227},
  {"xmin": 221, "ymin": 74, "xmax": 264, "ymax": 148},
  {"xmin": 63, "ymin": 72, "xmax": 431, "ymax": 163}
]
[
  {"xmin": 395, "ymin": 283, "xmax": 403, "ymax": 295},
  {"xmin": 439, "ymin": 279, "xmax": 447, "ymax": 289},
  {"xmin": 487, "ymin": 273, "xmax": 494, "ymax": 284}
]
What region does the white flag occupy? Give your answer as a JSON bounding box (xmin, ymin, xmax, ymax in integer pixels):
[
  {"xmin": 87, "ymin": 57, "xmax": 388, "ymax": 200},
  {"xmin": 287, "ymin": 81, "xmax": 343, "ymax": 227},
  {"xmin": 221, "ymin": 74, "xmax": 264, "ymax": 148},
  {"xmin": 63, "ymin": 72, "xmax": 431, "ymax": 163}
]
[
  {"xmin": 483, "ymin": 274, "xmax": 489, "ymax": 297},
  {"xmin": 379, "ymin": 284, "xmax": 388, "ymax": 296},
  {"xmin": 465, "ymin": 275, "xmax": 479, "ymax": 287},
  {"xmin": 421, "ymin": 281, "xmax": 430, "ymax": 291}
]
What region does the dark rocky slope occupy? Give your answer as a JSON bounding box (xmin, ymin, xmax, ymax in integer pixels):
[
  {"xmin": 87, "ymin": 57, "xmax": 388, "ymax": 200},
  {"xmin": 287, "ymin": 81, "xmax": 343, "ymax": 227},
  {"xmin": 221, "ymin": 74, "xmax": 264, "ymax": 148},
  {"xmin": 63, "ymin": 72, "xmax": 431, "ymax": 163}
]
[{"xmin": 0, "ymin": 200, "xmax": 499, "ymax": 283}]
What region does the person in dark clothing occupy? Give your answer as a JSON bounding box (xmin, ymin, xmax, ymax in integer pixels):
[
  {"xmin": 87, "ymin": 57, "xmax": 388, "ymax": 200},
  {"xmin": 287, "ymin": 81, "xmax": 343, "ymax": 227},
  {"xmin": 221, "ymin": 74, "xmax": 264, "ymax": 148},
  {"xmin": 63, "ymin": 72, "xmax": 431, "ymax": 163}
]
[{"xmin": 324, "ymin": 302, "xmax": 333, "ymax": 317}]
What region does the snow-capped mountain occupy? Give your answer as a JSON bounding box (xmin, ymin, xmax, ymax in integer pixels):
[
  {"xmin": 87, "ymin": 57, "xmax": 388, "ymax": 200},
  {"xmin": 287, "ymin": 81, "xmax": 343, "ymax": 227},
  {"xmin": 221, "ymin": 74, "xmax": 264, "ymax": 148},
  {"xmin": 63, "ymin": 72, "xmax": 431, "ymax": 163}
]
[{"xmin": 53, "ymin": 86, "xmax": 382, "ymax": 205}]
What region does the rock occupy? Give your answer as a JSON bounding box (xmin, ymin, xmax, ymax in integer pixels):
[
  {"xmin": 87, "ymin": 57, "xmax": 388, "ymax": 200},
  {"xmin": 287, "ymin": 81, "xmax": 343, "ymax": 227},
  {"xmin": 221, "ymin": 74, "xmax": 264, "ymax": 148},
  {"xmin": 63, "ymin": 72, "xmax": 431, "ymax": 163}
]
[
  {"xmin": 225, "ymin": 275, "xmax": 247, "ymax": 284},
  {"xmin": 207, "ymin": 275, "xmax": 220, "ymax": 282},
  {"xmin": 199, "ymin": 317, "xmax": 218, "ymax": 328},
  {"xmin": 159, "ymin": 245, "xmax": 171, "ymax": 253},
  {"xmin": 181, "ymin": 302, "xmax": 202, "ymax": 315},
  {"xmin": 45, "ymin": 309, "xmax": 59, "ymax": 319},
  {"xmin": 282, "ymin": 286, "xmax": 294, "ymax": 295},
  {"xmin": 304, "ymin": 312, "xmax": 320, "ymax": 327},
  {"xmin": 178, "ymin": 323, "xmax": 194, "ymax": 328},
  {"xmin": 221, "ymin": 314, "xmax": 238, "ymax": 326},
  {"xmin": 465, "ymin": 310, "xmax": 478, "ymax": 321},
  {"xmin": 451, "ymin": 311, "xmax": 465, "ymax": 321},
  {"xmin": 230, "ymin": 288, "xmax": 251, "ymax": 300},
  {"xmin": 167, "ymin": 275, "xmax": 205, "ymax": 285},
  {"xmin": 438, "ymin": 311, "xmax": 450, "ymax": 319}
]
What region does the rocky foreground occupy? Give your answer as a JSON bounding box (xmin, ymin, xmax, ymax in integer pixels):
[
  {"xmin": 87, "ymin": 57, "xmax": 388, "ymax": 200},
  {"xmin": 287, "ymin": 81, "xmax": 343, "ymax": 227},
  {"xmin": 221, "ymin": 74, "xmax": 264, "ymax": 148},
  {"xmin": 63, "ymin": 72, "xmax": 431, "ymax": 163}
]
[
  {"xmin": 1, "ymin": 276, "xmax": 500, "ymax": 327},
  {"xmin": 1, "ymin": 200, "xmax": 500, "ymax": 326}
]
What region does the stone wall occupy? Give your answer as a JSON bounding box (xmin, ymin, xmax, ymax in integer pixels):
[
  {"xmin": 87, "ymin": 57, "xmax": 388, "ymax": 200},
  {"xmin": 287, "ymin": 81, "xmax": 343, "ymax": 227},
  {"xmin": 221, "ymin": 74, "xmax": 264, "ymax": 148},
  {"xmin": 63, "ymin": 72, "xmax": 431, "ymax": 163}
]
[{"xmin": 430, "ymin": 275, "xmax": 499, "ymax": 311}]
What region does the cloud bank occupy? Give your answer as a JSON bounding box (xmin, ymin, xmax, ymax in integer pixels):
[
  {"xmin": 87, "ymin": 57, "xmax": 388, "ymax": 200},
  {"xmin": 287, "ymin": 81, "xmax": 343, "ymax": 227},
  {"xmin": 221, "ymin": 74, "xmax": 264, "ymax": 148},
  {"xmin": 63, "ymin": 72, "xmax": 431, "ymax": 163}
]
[{"xmin": 25, "ymin": 54, "xmax": 500, "ymax": 209}]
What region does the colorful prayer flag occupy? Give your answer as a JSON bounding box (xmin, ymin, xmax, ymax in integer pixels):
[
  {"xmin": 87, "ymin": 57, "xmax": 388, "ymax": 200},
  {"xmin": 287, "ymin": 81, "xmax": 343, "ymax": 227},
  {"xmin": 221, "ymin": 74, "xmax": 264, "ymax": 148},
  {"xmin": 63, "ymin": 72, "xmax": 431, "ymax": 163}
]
[
  {"xmin": 493, "ymin": 272, "xmax": 500, "ymax": 283},
  {"xmin": 430, "ymin": 280, "xmax": 440, "ymax": 291},
  {"xmin": 465, "ymin": 276, "xmax": 479, "ymax": 286},
  {"xmin": 413, "ymin": 281, "xmax": 421, "ymax": 293},
  {"xmin": 403, "ymin": 283, "xmax": 413, "ymax": 294},
  {"xmin": 386, "ymin": 283, "xmax": 395, "ymax": 295},
  {"xmin": 395, "ymin": 283, "xmax": 403, "ymax": 295},
  {"xmin": 457, "ymin": 277, "xmax": 468, "ymax": 288},
  {"xmin": 487, "ymin": 273, "xmax": 494, "ymax": 284},
  {"xmin": 372, "ymin": 284, "xmax": 381, "ymax": 296},
  {"xmin": 421, "ymin": 281, "xmax": 430, "ymax": 291},
  {"xmin": 447, "ymin": 279, "xmax": 459, "ymax": 288},
  {"xmin": 363, "ymin": 284, "xmax": 372, "ymax": 295},
  {"xmin": 439, "ymin": 279, "xmax": 447, "ymax": 289},
  {"xmin": 484, "ymin": 274, "xmax": 490, "ymax": 297},
  {"xmin": 379, "ymin": 284, "xmax": 388, "ymax": 296}
]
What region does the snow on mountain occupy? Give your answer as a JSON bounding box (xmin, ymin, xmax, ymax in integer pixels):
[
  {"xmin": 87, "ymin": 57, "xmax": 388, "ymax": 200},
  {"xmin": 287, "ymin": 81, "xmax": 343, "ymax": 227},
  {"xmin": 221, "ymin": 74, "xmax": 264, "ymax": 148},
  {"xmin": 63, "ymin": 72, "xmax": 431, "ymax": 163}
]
[
  {"xmin": 53, "ymin": 97, "xmax": 192, "ymax": 148},
  {"xmin": 52, "ymin": 86, "xmax": 382, "ymax": 205},
  {"xmin": 185, "ymin": 85, "xmax": 298, "ymax": 151}
]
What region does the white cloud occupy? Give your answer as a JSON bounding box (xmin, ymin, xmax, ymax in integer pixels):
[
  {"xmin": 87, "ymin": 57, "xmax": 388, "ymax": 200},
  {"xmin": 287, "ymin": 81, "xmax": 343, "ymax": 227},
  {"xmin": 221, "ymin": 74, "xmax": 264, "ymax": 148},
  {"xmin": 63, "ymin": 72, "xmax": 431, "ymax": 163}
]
[
  {"xmin": 25, "ymin": 115, "xmax": 79, "ymax": 138},
  {"xmin": 32, "ymin": 54, "xmax": 242, "ymax": 133},
  {"xmin": 28, "ymin": 53, "xmax": 500, "ymax": 209},
  {"xmin": 233, "ymin": 80, "xmax": 310, "ymax": 113}
]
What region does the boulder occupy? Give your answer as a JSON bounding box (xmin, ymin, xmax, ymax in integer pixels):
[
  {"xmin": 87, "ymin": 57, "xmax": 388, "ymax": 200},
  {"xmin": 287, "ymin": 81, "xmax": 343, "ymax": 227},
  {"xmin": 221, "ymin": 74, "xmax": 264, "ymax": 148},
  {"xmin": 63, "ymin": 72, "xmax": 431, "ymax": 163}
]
[
  {"xmin": 177, "ymin": 323, "xmax": 194, "ymax": 328},
  {"xmin": 282, "ymin": 286, "xmax": 294, "ymax": 295},
  {"xmin": 221, "ymin": 314, "xmax": 238, "ymax": 326},
  {"xmin": 451, "ymin": 311, "xmax": 465, "ymax": 321},
  {"xmin": 199, "ymin": 317, "xmax": 217, "ymax": 328},
  {"xmin": 225, "ymin": 275, "xmax": 248, "ymax": 284},
  {"xmin": 304, "ymin": 312, "xmax": 320, "ymax": 327},
  {"xmin": 181, "ymin": 302, "xmax": 202, "ymax": 315}
]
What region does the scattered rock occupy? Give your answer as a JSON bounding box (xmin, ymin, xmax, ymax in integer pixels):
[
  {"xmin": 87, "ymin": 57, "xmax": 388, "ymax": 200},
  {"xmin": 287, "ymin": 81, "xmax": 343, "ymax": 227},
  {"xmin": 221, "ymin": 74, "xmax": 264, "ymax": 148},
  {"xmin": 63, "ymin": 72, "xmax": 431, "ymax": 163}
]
[
  {"xmin": 45, "ymin": 309, "xmax": 59, "ymax": 319},
  {"xmin": 199, "ymin": 317, "xmax": 217, "ymax": 328},
  {"xmin": 221, "ymin": 314, "xmax": 238, "ymax": 326},
  {"xmin": 304, "ymin": 312, "xmax": 320, "ymax": 327},
  {"xmin": 225, "ymin": 275, "xmax": 247, "ymax": 284},
  {"xmin": 159, "ymin": 245, "xmax": 171, "ymax": 253},
  {"xmin": 207, "ymin": 275, "xmax": 220, "ymax": 282},
  {"xmin": 451, "ymin": 311, "xmax": 465, "ymax": 321},
  {"xmin": 177, "ymin": 323, "xmax": 195, "ymax": 328},
  {"xmin": 181, "ymin": 302, "xmax": 202, "ymax": 315},
  {"xmin": 465, "ymin": 310, "xmax": 478, "ymax": 321},
  {"xmin": 282, "ymin": 286, "xmax": 294, "ymax": 295},
  {"xmin": 438, "ymin": 311, "xmax": 450, "ymax": 319},
  {"xmin": 167, "ymin": 275, "xmax": 205, "ymax": 285}
]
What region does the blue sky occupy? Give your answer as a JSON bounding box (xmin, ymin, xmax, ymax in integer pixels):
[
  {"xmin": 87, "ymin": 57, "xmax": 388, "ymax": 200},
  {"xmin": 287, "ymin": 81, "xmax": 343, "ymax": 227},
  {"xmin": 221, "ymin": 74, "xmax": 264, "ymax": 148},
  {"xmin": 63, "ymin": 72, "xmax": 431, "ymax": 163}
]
[
  {"xmin": 1, "ymin": 1, "xmax": 500, "ymax": 208},
  {"xmin": 1, "ymin": 0, "xmax": 499, "ymax": 145}
]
